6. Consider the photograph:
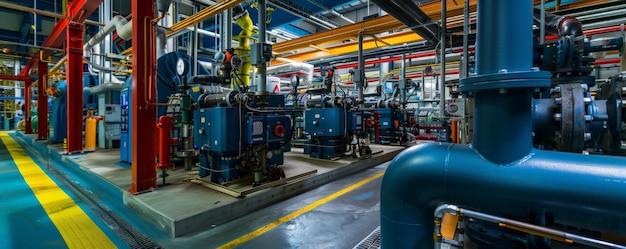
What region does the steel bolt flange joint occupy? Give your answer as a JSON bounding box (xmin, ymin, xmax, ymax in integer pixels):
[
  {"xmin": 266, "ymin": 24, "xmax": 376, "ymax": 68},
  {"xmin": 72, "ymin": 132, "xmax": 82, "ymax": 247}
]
[{"xmin": 459, "ymin": 70, "xmax": 551, "ymax": 93}]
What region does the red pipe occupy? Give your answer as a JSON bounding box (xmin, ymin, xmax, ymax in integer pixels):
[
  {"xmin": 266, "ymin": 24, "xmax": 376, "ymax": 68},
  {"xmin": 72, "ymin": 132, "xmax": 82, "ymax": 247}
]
[
  {"xmin": 594, "ymin": 58, "xmax": 621, "ymax": 65},
  {"xmin": 0, "ymin": 75, "xmax": 32, "ymax": 82},
  {"xmin": 65, "ymin": 22, "xmax": 84, "ymax": 154},
  {"xmin": 156, "ymin": 116, "xmax": 176, "ymax": 171},
  {"xmin": 546, "ymin": 25, "xmax": 624, "ymax": 41},
  {"xmin": 405, "ymin": 70, "xmax": 461, "ymax": 79}
]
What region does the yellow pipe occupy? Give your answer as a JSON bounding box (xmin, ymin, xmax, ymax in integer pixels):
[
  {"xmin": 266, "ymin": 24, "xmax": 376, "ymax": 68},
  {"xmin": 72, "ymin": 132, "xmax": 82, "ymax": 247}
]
[
  {"xmin": 233, "ymin": 7, "xmax": 254, "ymax": 87},
  {"xmin": 168, "ymin": 0, "xmax": 245, "ymax": 36}
]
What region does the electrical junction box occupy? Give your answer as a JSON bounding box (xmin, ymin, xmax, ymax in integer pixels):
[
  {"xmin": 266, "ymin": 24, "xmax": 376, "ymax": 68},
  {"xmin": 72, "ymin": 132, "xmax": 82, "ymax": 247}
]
[
  {"xmin": 104, "ymin": 104, "xmax": 121, "ymax": 122},
  {"xmin": 378, "ymin": 108, "xmax": 394, "ymax": 129},
  {"xmin": 305, "ymin": 108, "xmax": 346, "ymax": 137},
  {"xmin": 247, "ymin": 116, "xmax": 266, "ymax": 144},
  {"xmin": 250, "ymin": 43, "xmax": 273, "ymax": 65}
]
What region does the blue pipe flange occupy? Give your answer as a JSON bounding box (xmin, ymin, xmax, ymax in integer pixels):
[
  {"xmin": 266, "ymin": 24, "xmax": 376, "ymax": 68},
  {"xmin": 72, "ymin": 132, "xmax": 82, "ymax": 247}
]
[
  {"xmin": 459, "ymin": 70, "xmax": 551, "ymax": 93},
  {"xmin": 553, "ymin": 84, "xmax": 590, "ymax": 152}
]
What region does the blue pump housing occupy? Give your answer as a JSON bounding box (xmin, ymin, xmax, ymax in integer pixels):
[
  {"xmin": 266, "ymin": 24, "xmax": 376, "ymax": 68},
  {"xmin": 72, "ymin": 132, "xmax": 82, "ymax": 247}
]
[
  {"xmin": 120, "ymin": 52, "xmax": 210, "ymax": 163},
  {"xmin": 196, "ymin": 94, "xmax": 292, "ymax": 183},
  {"xmin": 303, "ymin": 107, "xmax": 348, "ymax": 159},
  {"xmin": 51, "ymin": 75, "xmax": 99, "ymax": 143}
]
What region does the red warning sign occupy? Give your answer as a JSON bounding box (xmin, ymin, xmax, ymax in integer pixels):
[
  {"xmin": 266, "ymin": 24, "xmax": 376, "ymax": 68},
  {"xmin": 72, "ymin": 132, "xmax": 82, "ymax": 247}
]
[{"xmin": 273, "ymin": 84, "xmax": 280, "ymax": 94}]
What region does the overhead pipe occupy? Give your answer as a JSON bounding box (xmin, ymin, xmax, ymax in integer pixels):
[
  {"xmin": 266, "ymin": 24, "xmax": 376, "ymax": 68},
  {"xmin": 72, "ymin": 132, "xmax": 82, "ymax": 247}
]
[
  {"xmin": 305, "ymin": 0, "xmax": 354, "ymax": 24},
  {"xmin": 380, "ymin": 1, "xmax": 626, "ymax": 248},
  {"xmin": 84, "ymin": 79, "xmax": 125, "ymax": 95},
  {"xmin": 167, "ymin": 0, "xmax": 245, "ymax": 36},
  {"xmin": 266, "ymin": 62, "xmax": 314, "ymax": 85},
  {"xmin": 49, "ymin": 56, "xmax": 67, "ymax": 75},
  {"xmin": 83, "ymin": 15, "xmax": 132, "ymax": 75}
]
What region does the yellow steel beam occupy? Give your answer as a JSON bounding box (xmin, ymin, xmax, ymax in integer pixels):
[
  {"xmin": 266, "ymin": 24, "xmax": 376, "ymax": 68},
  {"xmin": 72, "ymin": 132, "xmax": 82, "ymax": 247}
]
[
  {"xmin": 273, "ymin": 15, "xmax": 404, "ymax": 54},
  {"xmin": 279, "ymin": 31, "xmax": 422, "ymax": 63},
  {"xmin": 273, "ymin": 0, "xmax": 478, "ymax": 54},
  {"xmin": 309, "ymin": 45, "xmax": 333, "ymax": 53},
  {"xmin": 167, "ymin": 0, "xmax": 246, "ymax": 35},
  {"xmin": 555, "ymin": 0, "xmax": 612, "ymax": 10},
  {"xmin": 273, "ymin": 0, "xmax": 610, "ymax": 56}
]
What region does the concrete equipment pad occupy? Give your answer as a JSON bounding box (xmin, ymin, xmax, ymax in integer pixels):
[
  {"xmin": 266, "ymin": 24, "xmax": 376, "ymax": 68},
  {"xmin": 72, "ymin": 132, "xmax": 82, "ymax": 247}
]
[{"xmin": 15, "ymin": 133, "xmax": 403, "ymax": 237}]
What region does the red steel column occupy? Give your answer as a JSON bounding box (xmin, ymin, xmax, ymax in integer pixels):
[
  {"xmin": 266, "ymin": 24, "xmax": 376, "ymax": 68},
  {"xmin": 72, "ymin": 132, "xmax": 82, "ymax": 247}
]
[
  {"xmin": 24, "ymin": 80, "xmax": 32, "ymax": 133},
  {"xmin": 66, "ymin": 22, "xmax": 84, "ymax": 154},
  {"xmin": 130, "ymin": 0, "xmax": 157, "ymax": 194},
  {"xmin": 37, "ymin": 61, "xmax": 49, "ymax": 139}
]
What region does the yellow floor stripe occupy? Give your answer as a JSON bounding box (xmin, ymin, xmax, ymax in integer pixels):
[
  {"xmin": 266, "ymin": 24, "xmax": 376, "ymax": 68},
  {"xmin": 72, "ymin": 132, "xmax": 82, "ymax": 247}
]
[
  {"xmin": 0, "ymin": 132, "xmax": 117, "ymax": 249},
  {"xmin": 218, "ymin": 170, "xmax": 386, "ymax": 249}
]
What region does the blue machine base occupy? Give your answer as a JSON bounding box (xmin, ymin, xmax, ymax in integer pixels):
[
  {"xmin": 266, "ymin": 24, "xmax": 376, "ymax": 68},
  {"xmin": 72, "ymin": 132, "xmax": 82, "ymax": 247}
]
[{"xmin": 304, "ymin": 137, "xmax": 345, "ymax": 159}]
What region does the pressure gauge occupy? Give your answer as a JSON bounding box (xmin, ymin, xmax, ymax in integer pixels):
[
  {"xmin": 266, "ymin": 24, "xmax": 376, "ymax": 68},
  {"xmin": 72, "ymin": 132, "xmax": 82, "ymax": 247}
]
[
  {"xmin": 290, "ymin": 75, "xmax": 300, "ymax": 87},
  {"xmin": 266, "ymin": 150, "xmax": 274, "ymax": 159},
  {"xmin": 176, "ymin": 58, "xmax": 188, "ymax": 76}
]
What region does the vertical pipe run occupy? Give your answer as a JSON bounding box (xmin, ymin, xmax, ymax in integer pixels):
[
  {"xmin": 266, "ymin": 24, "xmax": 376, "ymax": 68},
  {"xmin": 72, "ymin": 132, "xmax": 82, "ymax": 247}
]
[
  {"xmin": 130, "ymin": 0, "xmax": 157, "ymax": 194},
  {"xmin": 474, "ymin": 90, "xmax": 533, "ymax": 164},
  {"xmin": 258, "ymin": 0, "xmax": 267, "ymax": 95},
  {"xmin": 440, "ymin": 0, "xmax": 446, "ymax": 116},
  {"xmin": 462, "ymin": 0, "xmax": 469, "ymax": 78},
  {"xmin": 358, "ymin": 31, "xmax": 364, "ymax": 107},
  {"xmin": 221, "ymin": 10, "xmax": 232, "ymax": 51},
  {"xmin": 476, "ymin": 1, "xmax": 532, "ymax": 74},
  {"xmin": 621, "ymin": 32, "xmax": 626, "ymax": 72},
  {"xmin": 401, "ymin": 53, "xmax": 406, "ymax": 104},
  {"xmin": 471, "ymin": 0, "xmax": 536, "ymax": 164},
  {"xmin": 98, "ymin": 0, "xmax": 112, "ymax": 149},
  {"xmin": 24, "ymin": 81, "xmax": 32, "ymax": 134},
  {"xmin": 192, "ymin": 5, "xmax": 198, "ymax": 76},
  {"xmin": 66, "ymin": 22, "xmax": 84, "ymax": 154},
  {"xmin": 37, "ymin": 61, "xmax": 48, "ymax": 139},
  {"xmin": 540, "ymin": 0, "xmax": 546, "ymax": 44}
]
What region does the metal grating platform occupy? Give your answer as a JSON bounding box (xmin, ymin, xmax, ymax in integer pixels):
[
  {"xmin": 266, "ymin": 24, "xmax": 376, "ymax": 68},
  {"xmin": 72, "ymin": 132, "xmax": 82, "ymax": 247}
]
[{"xmin": 353, "ymin": 226, "xmax": 381, "ymax": 249}]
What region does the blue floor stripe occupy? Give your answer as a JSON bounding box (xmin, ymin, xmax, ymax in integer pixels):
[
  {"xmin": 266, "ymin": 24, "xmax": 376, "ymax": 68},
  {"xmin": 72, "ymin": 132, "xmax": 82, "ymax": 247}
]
[
  {"xmin": 11, "ymin": 133, "xmax": 170, "ymax": 243},
  {"xmin": 0, "ymin": 135, "xmax": 67, "ymax": 249},
  {"xmin": 1, "ymin": 133, "xmax": 130, "ymax": 248}
]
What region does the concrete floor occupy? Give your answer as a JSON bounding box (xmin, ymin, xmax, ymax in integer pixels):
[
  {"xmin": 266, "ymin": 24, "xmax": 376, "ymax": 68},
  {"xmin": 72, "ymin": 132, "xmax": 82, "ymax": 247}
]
[
  {"xmin": 11, "ymin": 131, "xmax": 399, "ymax": 248},
  {"xmin": 161, "ymin": 163, "xmax": 387, "ymax": 248}
]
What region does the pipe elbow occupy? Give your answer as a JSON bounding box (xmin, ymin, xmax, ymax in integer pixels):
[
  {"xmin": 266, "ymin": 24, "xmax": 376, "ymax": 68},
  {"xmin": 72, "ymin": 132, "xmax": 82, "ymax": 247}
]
[
  {"xmin": 559, "ymin": 16, "xmax": 582, "ymax": 37},
  {"xmin": 117, "ymin": 20, "xmax": 133, "ymax": 41},
  {"xmin": 382, "ymin": 142, "xmax": 450, "ymax": 206},
  {"xmin": 381, "ymin": 142, "xmax": 453, "ymax": 249}
]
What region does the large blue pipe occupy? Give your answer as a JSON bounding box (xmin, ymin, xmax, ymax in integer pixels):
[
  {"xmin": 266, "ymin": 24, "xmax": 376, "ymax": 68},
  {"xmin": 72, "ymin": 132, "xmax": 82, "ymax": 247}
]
[{"xmin": 380, "ymin": 0, "xmax": 626, "ymax": 248}]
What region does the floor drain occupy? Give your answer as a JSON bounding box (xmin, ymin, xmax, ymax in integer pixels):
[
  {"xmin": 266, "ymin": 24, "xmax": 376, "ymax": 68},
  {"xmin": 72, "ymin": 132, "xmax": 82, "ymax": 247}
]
[{"xmin": 353, "ymin": 226, "xmax": 381, "ymax": 249}]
